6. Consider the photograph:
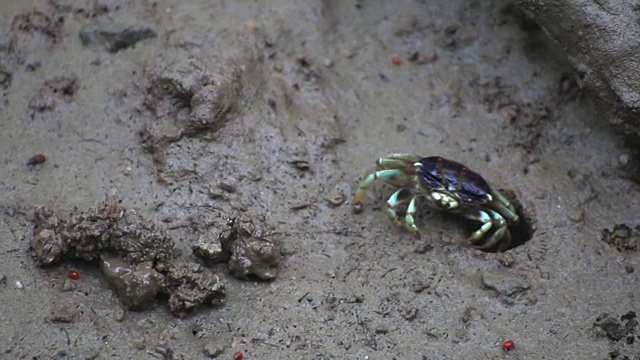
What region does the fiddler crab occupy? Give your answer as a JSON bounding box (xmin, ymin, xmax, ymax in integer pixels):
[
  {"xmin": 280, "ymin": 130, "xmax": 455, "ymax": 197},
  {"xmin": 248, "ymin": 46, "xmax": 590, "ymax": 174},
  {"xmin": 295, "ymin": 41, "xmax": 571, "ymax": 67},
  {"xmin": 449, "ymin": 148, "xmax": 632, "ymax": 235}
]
[{"xmin": 353, "ymin": 154, "xmax": 520, "ymax": 251}]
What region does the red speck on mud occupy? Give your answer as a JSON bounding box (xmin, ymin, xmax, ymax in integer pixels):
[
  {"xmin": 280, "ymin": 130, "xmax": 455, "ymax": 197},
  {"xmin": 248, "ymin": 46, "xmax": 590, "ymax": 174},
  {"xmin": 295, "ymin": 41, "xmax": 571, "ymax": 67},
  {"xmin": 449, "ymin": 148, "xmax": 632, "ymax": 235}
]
[{"xmin": 502, "ymin": 340, "xmax": 515, "ymax": 351}]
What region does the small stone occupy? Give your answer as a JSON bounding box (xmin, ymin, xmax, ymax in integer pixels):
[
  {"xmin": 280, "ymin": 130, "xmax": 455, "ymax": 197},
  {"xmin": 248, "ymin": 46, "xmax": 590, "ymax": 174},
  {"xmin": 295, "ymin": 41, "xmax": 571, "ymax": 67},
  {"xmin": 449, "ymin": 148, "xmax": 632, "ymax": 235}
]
[
  {"xmin": 626, "ymin": 335, "xmax": 635, "ymax": 344},
  {"xmin": 567, "ymin": 171, "xmax": 597, "ymax": 205},
  {"xmin": 375, "ymin": 327, "xmax": 389, "ymax": 334},
  {"xmin": 0, "ymin": 273, "xmax": 6, "ymax": 286},
  {"xmin": 410, "ymin": 280, "xmax": 431, "ymax": 293},
  {"xmin": 625, "ymin": 264, "xmax": 634, "ymax": 273},
  {"xmin": 217, "ymin": 182, "xmax": 236, "ymax": 193},
  {"xmin": 113, "ymin": 305, "xmax": 126, "ymax": 322},
  {"xmin": 245, "ymin": 21, "xmax": 259, "ymax": 32},
  {"xmin": 14, "ymin": 280, "xmax": 23, "ymax": 289},
  {"xmin": 62, "ymin": 278, "xmax": 76, "ymax": 292},
  {"xmin": 323, "ymin": 58, "xmax": 333, "ymax": 67},
  {"xmin": 326, "ymin": 192, "xmax": 345, "ymax": 208},
  {"xmin": 229, "ymin": 236, "xmax": 282, "ymax": 281},
  {"xmin": 203, "ymin": 341, "xmax": 227, "ymax": 358},
  {"xmin": 567, "ymin": 208, "xmax": 585, "ymax": 222},
  {"xmin": 192, "ymin": 234, "xmax": 228, "ymax": 263},
  {"xmin": 401, "ymin": 306, "xmax": 418, "ymax": 321},
  {"xmin": 79, "ymin": 23, "xmax": 157, "ymax": 53},
  {"xmin": 496, "ymin": 253, "xmax": 515, "ymax": 267},
  {"xmin": 413, "ymin": 242, "xmax": 433, "ymax": 254},
  {"xmin": 619, "ymin": 154, "xmax": 629, "ymax": 166},
  {"xmin": 100, "ymin": 257, "xmax": 163, "ymax": 311}
]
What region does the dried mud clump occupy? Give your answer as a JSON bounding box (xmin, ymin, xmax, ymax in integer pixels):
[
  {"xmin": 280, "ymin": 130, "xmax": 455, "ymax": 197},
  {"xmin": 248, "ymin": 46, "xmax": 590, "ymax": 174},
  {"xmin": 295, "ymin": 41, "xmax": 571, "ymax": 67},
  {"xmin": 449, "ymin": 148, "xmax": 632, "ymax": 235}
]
[
  {"xmin": 593, "ymin": 312, "xmax": 638, "ymax": 342},
  {"xmin": 28, "ymin": 76, "xmax": 80, "ymax": 112},
  {"xmin": 100, "ymin": 256, "xmax": 164, "ymax": 311},
  {"xmin": 142, "ymin": 57, "xmax": 242, "ymax": 136},
  {"xmin": 162, "ymin": 262, "xmax": 225, "ymax": 317},
  {"xmin": 192, "ymin": 213, "xmax": 282, "ymax": 281},
  {"xmin": 601, "ymin": 224, "xmax": 640, "ymax": 252},
  {"xmin": 32, "ymin": 203, "xmax": 175, "ymax": 267},
  {"xmin": 11, "ymin": 11, "xmax": 64, "ymax": 43},
  {"xmin": 31, "ymin": 204, "xmax": 226, "ymax": 316}
]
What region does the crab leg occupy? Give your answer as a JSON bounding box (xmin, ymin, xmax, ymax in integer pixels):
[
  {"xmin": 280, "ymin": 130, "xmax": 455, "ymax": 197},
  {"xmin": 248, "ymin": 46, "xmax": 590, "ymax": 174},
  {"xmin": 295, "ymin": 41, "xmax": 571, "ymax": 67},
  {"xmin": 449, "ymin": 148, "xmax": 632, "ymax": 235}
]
[
  {"xmin": 386, "ymin": 189, "xmax": 415, "ymax": 232},
  {"xmin": 376, "ymin": 154, "xmax": 421, "ymax": 170},
  {"xmin": 385, "ymin": 188, "xmax": 420, "ymax": 234},
  {"xmin": 403, "ymin": 196, "xmax": 419, "ymax": 234},
  {"xmin": 465, "ymin": 209, "xmax": 507, "ymax": 247},
  {"xmin": 489, "ymin": 190, "xmax": 519, "ymax": 224},
  {"xmin": 353, "ymin": 169, "xmax": 413, "ymax": 212}
]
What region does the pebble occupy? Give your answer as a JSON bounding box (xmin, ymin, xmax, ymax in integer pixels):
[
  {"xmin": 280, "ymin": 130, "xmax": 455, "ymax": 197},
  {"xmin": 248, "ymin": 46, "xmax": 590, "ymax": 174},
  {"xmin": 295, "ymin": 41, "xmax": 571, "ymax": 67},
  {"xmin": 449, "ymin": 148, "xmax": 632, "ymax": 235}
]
[
  {"xmin": 625, "ymin": 264, "xmax": 635, "ymax": 273},
  {"xmin": 62, "ymin": 278, "xmax": 76, "ymax": 292},
  {"xmin": 217, "ymin": 181, "xmax": 236, "ymax": 193},
  {"xmin": 567, "ymin": 171, "xmax": 597, "ymax": 205},
  {"xmin": 323, "ymin": 58, "xmax": 333, "ymax": 67},
  {"xmin": 14, "ymin": 280, "xmax": 23, "ymax": 289},
  {"xmin": 401, "ymin": 306, "xmax": 418, "ymax": 321},
  {"xmin": 619, "ymin": 154, "xmax": 629, "ymax": 166},
  {"xmin": 0, "ymin": 273, "xmax": 6, "ymax": 286},
  {"xmin": 79, "ymin": 23, "xmax": 157, "ymax": 53},
  {"xmin": 113, "ymin": 305, "xmax": 126, "ymax": 322},
  {"xmin": 413, "ymin": 242, "xmax": 433, "ymax": 254},
  {"xmin": 203, "ymin": 341, "xmax": 227, "ymax": 358}
]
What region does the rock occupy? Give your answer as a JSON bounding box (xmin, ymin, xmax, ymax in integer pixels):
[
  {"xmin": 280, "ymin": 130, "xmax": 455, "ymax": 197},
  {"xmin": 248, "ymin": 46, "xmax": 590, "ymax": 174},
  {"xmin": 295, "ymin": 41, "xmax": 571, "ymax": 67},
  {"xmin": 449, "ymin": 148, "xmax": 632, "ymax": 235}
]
[
  {"xmin": 79, "ymin": 23, "xmax": 157, "ymax": 53},
  {"xmin": 113, "ymin": 305, "xmax": 126, "ymax": 322},
  {"xmin": 515, "ymin": 0, "xmax": 640, "ymax": 144},
  {"xmin": 203, "ymin": 341, "xmax": 227, "ymax": 358},
  {"xmin": 62, "ymin": 278, "xmax": 76, "ymax": 292},
  {"xmin": 0, "ymin": 273, "xmax": 6, "ymax": 286},
  {"xmin": 100, "ymin": 256, "xmax": 163, "ymax": 311}
]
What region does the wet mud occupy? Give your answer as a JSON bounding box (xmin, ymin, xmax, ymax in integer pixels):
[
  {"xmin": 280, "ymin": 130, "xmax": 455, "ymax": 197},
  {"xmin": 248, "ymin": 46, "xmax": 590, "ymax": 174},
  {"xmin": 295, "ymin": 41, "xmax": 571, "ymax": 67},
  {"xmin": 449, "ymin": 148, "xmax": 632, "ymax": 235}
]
[{"xmin": 2, "ymin": 0, "xmax": 640, "ymax": 359}]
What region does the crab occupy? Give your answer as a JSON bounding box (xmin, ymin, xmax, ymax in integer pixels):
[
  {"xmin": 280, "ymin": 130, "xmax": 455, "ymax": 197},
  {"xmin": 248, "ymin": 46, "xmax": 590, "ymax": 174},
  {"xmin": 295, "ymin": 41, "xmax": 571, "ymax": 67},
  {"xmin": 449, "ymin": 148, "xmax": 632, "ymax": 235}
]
[{"xmin": 352, "ymin": 154, "xmax": 520, "ymax": 251}]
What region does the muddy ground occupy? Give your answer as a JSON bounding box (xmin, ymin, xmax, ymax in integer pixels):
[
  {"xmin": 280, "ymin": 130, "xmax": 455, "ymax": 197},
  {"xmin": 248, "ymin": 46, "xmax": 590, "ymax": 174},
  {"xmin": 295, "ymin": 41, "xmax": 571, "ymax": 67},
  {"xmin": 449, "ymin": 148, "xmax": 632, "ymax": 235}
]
[{"xmin": 1, "ymin": 0, "xmax": 640, "ymax": 359}]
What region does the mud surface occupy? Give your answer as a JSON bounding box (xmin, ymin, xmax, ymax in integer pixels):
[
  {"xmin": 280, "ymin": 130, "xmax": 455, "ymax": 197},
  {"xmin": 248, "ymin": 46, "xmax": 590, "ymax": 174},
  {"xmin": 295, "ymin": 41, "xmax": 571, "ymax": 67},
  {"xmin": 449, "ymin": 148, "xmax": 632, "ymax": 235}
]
[
  {"xmin": 2, "ymin": 0, "xmax": 640, "ymax": 359},
  {"xmin": 514, "ymin": 1, "xmax": 640, "ymax": 140}
]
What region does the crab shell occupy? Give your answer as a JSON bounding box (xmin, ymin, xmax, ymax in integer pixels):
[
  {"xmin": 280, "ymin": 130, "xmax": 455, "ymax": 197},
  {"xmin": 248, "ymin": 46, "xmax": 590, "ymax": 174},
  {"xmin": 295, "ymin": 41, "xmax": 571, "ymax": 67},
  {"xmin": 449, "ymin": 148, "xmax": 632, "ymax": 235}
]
[{"xmin": 416, "ymin": 156, "xmax": 493, "ymax": 205}]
